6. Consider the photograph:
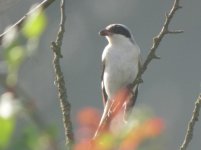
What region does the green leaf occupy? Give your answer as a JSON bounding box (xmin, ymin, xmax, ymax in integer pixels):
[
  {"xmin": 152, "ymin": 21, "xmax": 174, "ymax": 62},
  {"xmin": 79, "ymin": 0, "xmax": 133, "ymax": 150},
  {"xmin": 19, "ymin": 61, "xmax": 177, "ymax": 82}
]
[
  {"xmin": 6, "ymin": 46, "xmax": 25, "ymax": 67},
  {"xmin": 6, "ymin": 72, "xmax": 18, "ymax": 87},
  {"xmin": 4, "ymin": 46, "xmax": 25, "ymax": 86},
  {"xmin": 0, "ymin": 117, "xmax": 15, "ymax": 149},
  {"xmin": 24, "ymin": 126, "xmax": 39, "ymax": 149},
  {"xmin": 98, "ymin": 133, "xmax": 115, "ymax": 150},
  {"xmin": 9, "ymin": 126, "xmax": 40, "ymax": 150},
  {"xmin": 22, "ymin": 8, "xmax": 47, "ymax": 38}
]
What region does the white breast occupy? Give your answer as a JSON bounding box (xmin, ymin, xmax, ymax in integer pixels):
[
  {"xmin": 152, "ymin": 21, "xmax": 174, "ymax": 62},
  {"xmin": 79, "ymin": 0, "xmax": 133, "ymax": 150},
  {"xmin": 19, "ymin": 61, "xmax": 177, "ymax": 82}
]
[{"xmin": 102, "ymin": 41, "xmax": 140, "ymax": 99}]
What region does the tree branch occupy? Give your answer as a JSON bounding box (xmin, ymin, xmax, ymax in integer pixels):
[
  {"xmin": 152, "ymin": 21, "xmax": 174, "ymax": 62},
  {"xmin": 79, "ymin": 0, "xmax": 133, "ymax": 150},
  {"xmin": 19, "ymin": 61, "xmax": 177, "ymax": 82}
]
[
  {"xmin": 0, "ymin": 0, "xmax": 55, "ymax": 46},
  {"xmin": 130, "ymin": 0, "xmax": 183, "ymax": 89},
  {"xmin": 180, "ymin": 94, "xmax": 201, "ymax": 150},
  {"xmin": 51, "ymin": 0, "xmax": 74, "ymax": 148}
]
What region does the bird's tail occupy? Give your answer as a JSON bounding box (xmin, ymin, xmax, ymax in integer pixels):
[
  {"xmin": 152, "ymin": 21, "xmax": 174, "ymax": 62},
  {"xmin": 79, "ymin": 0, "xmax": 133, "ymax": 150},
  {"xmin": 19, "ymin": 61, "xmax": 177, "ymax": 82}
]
[{"xmin": 94, "ymin": 86, "xmax": 138, "ymax": 138}]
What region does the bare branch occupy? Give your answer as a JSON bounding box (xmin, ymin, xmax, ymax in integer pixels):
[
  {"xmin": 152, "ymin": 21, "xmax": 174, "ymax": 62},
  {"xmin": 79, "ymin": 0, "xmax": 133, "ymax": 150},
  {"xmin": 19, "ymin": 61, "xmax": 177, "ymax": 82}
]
[
  {"xmin": 180, "ymin": 94, "xmax": 201, "ymax": 150},
  {"xmin": 51, "ymin": 0, "xmax": 74, "ymax": 148},
  {"xmin": 130, "ymin": 0, "xmax": 183, "ymax": 89},
  {"xmin": 0, "ymin": 0, "xmax": 55, "ymax": 46},
  {"xmin": 167, "ymin": 30, "xmax": 184, "ymax": 34}
]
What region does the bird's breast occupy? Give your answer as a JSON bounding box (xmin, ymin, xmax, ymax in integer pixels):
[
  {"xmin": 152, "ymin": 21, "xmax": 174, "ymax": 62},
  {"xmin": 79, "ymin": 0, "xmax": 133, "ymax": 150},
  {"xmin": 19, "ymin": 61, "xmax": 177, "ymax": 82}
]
[{"xmin": 103, "ymin": 45, "xmax": 139, "ymax": 99}]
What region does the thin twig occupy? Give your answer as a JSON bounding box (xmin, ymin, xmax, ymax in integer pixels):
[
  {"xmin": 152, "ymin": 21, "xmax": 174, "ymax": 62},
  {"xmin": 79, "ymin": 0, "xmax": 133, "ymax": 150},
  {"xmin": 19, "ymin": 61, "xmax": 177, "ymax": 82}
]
[
  {"xmin": 51, "ymin": 0, "xmax": 74, "ymax": 148},
  {"xmin": 130, "ymin": 0, "xmax": 183, "ymax": 89},
  {"xmin": 0, "ymin": 0, "xmax": 55, "ymax": 46},
  {"xmin": 180, "ymin": 94, "xmax": 201, "ymax": 150}
]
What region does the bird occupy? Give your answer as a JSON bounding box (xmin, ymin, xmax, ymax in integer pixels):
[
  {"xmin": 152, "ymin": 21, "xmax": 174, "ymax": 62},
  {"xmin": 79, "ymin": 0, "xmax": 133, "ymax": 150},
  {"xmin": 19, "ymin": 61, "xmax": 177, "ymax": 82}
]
[
  {"xmin": 93, "ymin": 24, "xmax": 141, "ymax": 138},
  {"xmin": 99, "ymin": 24, "xmax": 141, "ymax": 121}
]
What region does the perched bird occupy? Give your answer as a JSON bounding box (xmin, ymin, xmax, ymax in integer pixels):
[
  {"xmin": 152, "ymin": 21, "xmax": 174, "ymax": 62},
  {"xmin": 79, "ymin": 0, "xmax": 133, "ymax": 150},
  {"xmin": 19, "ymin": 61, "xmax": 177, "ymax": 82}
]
[
  {"xmin": 93, "ymin": 24, "xmax": 141, "ymax": 138},
  {"xmin": 100, "ymin": 24, "xmax": 141, "ymax": 119}
]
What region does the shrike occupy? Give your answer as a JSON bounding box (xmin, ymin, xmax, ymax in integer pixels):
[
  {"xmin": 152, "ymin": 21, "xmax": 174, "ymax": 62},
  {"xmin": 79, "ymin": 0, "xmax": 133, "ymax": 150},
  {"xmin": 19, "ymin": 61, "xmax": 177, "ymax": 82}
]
[
  {"xmin": 94, "ymin": 24, "xmax": 141, "ymax": 138},
  {"xmin": 100, "ymin": 24, "xmax": 141, "ymax": 119}
]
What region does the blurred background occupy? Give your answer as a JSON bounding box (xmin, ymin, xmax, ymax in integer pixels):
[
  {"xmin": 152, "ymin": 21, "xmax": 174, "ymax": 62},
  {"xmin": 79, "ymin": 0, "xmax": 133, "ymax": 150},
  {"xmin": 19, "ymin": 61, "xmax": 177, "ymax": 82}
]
[{"xmin": 0, "ymin": 0, "xmax": 201, "ymax": 149}]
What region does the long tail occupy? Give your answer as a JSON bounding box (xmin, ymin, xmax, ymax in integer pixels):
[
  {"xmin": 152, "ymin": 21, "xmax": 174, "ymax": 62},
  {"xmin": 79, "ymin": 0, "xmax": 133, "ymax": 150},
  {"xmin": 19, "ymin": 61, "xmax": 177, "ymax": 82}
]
[
  {"xmin": 93, "ymin": 100, "xmax": 111, "ymax": 139},
  {"xmin": 94, "ymin": 86, "xmax": 137, "ymax": 138}
]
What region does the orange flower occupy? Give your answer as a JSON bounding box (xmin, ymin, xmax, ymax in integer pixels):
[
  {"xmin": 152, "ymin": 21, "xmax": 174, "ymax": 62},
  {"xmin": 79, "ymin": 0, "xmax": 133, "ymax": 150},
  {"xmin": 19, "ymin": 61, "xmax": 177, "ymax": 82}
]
[
  {"xmin": 76, "ymin": 108, "xmax": 101, "ymax": 141},
  {"xmin": 77, "ymin": 107, "xmax": 100, "ymax": 128},
  {"xmin": 143, "ymin": 118, "xmax": 165, "ymax": 137},
  {"xmin": 120, "ymin": 118, "xmax": 165, "ymax": 150},
  {"xmin": 73, "ymin": 140, "xmax": 92, "ymax": 150}
]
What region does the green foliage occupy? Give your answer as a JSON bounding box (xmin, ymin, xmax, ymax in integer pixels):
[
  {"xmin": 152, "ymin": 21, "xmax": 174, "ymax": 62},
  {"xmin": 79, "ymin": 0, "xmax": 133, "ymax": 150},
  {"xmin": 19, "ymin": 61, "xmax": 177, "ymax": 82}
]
[
  {"xmin": 6, "ymin": 46, "xmax": 24, "ymax": 67},
  {"xmin": 0, "ymin": 5, "xmax": 49, "ymax": 150},
  {"xmin": 4, "ymin": 45, "xmax": 25, "ymax": 86},
  {"xmin": 2, "ymin": 7, "xmax": 47, "ymax": 87},
  {"xmin": 9, "ymin": 125, "xmax": 38, "ymax": 150},
  {"xmin": 22, "ymin": 8, "xmax": 47, "ymax": 38},
  {"xmin": 0, "ymin": 117, "xmax": 15, "ymax": 149},
  {"xmin": 9, "ymin": 125, "xmax": 58, "ymax": 150}
]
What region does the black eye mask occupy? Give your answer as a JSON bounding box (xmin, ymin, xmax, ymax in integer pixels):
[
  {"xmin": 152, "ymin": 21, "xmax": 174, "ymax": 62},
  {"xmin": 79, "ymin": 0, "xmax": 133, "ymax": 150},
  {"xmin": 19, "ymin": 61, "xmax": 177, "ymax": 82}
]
[{"xmin": 108, "ymin": 25, "xmax": 131, "ymax": 38}]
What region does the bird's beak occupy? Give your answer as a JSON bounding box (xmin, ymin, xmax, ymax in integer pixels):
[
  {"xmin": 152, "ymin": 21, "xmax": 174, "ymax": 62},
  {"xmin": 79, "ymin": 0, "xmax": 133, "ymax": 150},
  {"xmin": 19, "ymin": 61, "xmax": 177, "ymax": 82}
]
[{"xmin": 99, "ymin": 29, "xmax": 112, "ymax": 36}]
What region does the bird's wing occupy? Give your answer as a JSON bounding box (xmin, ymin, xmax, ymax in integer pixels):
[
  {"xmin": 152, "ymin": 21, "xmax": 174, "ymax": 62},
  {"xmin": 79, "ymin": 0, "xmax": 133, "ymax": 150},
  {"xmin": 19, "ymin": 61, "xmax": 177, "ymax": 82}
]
[
  {"xmin": 101, "ymin": 60, "xmax": 108, "ymax": 106},
  {"xmin": 124, "ymin": 57, "xmax": 141, "ymax": 119},
  {"xmin": 127, "ymin": 85, "xmax": 138, "ymax": 110}
]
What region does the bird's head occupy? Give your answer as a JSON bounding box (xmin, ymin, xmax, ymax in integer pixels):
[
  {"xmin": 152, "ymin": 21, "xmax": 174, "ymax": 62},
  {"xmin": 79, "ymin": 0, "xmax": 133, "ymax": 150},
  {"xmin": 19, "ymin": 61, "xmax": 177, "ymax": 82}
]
[{"xmin": 99, "ymin": 24, "xmax": 135, "ymax": 44}]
